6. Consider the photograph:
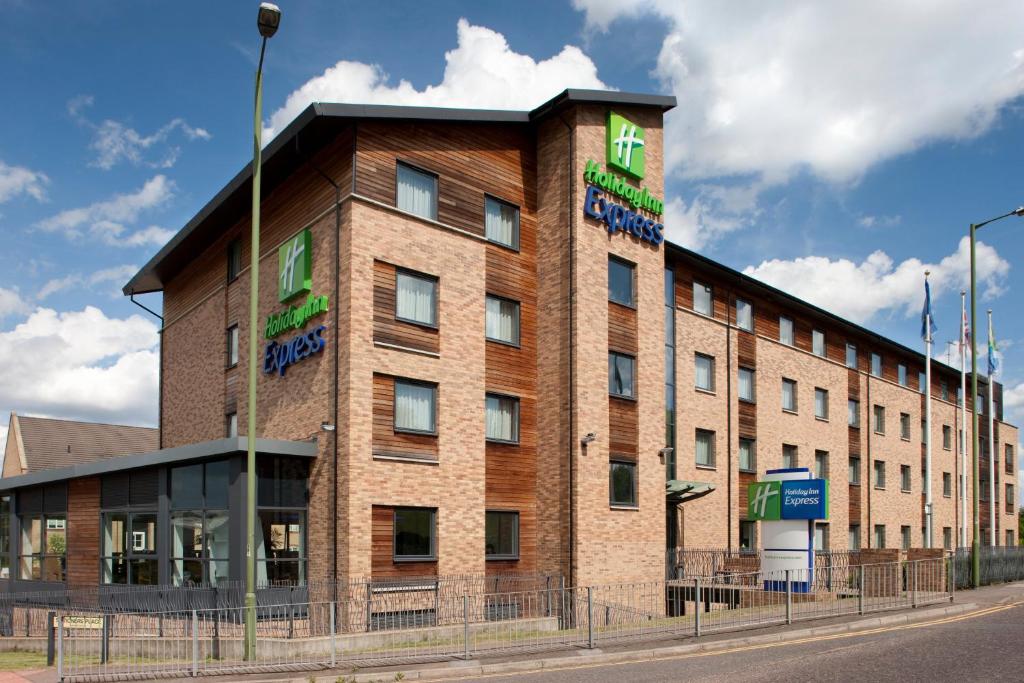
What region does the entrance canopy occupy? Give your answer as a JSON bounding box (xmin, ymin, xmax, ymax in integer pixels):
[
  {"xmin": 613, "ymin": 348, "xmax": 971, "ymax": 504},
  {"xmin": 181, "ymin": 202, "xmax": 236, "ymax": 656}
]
[{"xmin": 666, "ymin": 479, "xmax": 715, "ymax": 504}]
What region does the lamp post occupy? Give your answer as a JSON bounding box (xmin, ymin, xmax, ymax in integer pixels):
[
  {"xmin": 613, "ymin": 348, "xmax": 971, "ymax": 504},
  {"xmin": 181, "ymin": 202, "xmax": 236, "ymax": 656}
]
[
  {"xmin": 969, "ymin": 205, "xmax": 1023, "ymax": 587},
  {"xmin": 245, "ymin": 1, "xmax": 281, "ymax": 662}
]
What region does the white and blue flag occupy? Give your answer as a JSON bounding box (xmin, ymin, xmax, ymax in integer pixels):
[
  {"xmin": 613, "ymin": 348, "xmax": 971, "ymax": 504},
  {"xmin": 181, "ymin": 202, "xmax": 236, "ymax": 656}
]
[{"xmin": 920, "ymin": 277, "xmax": 936, "ymax": 341}]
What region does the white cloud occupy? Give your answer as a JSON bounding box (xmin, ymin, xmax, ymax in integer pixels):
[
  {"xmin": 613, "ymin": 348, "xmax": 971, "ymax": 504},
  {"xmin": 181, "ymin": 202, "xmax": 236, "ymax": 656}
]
[
  {"xmin": 1004, "ymin": 381, "xmax": 1024, "ymax": 427},
  {"xmin": 38, "ymin": 265, "xmax": 139, "ymax": 300},
  {"xmin": 0, "ymin": 287, "xmax": 29, "ymax": 321},
  {"xmin": 858, "ymin": 215, "xmax": 902, "ymax": 229},
  {"xmin": 742, "ymin": 236, "xmax": 1010, "ymax": 325},
  {"xmin": 0, "ymin": 160, "xmax": 49, "ymax": 203},
  {"xmin": 36, "ymin": 175, "xmax": 175, "ymax": 246},
  {"xmin": 0, "ymin": 306, "xmax": 159, "ymax": 426},
  {"xmin": 69, "ymin": 95, "xmax": 211, "ymax": 170},
  {"xmin": 265, "ymin": 18, "xmax": 608, "ymax": 139},
  {"xmin": 662, "ymin": 181, "xmax": 763, "ymax": 249},
  {"xmin": 0, "ymin": 424, "xmax": 7, "ymax": 463}
]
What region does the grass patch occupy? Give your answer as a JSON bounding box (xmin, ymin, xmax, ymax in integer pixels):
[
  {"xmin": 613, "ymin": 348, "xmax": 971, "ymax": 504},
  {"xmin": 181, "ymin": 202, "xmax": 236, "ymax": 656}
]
[{"xmin": 0, "ymin": 650, "xmax": 50, "ymax": 670}]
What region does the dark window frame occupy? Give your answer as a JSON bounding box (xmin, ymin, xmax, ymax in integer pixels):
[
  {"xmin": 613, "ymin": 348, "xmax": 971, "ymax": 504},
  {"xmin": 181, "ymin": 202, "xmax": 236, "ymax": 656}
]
[
  {"xmin": 395, "ymin": 161, "xmax": 439, "ymax": 221},
  {"xmin": 609, "ymin": 459, "xmax": 639, "ymax": 507},
  {"xmin": 227, "ymin": 239, "xmax": 242, "ymax": 283},
  {"xmin": 608, "ymin": 255, "xmax": 637, "ymax": 308},
  {"xmin": 484, "ymin": 510, "xmax": 520, "ymax": 560},
  {"xmin": 393, "ymin": 507, "xmax": 438, "ymax": 562},
  {"xmin": 609, "ymin": 351, "xmax": 637, "ymax": 400},
  {"xmin": 484, "ymin": 293, "xmax": 521, "ymax": 347},
  {"xmin": 393, "ymin": 377, "xmax": 439, "ymax": 436},
  {"xmin": 226, "ymin": 324, "xmax": 239, "ymax": 369},
  {"xmin": 485, "ymin": 392, "xmax": 521, "ymax": 445},
  {"xmin": 484, "ymin": 194, "xmax": 521, "ymax": 251},
  {"xmin": 394, "ymin": 266, "xmax": 440, "ymax": 329}
]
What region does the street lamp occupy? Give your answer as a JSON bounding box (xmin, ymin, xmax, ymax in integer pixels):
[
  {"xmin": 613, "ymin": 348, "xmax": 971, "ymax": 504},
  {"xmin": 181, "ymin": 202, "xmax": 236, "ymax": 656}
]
[
  {"xmin": 969, "ymin": 205, "xmax": 1023, "ymax": 587},
  {"xmin": 245, "ymin": 1, "xmax": 281, "ymax": 662}
]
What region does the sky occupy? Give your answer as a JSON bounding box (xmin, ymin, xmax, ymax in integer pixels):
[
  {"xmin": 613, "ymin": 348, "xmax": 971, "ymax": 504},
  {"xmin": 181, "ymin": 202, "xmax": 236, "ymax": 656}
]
[{"xmin": 0, "ymin": 1, "xmax": 1022, "ymax": 497}]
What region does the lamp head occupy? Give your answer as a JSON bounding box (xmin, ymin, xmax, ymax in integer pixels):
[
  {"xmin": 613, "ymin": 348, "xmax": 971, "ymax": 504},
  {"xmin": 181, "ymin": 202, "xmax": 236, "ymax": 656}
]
[{"xmin": 257, "ymin": 2, "xmax": 281, "ymax": 38}]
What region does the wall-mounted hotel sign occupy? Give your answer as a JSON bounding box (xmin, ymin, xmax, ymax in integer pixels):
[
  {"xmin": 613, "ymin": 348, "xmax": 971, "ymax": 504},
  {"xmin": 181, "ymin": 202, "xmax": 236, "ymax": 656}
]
[
  {"xmin": 582, "ymin": 112, "xmax": 665, "ymax": 247},
  {"xmin": 264, "ymin": 228, "xmax": 329, "ymax": 376}
]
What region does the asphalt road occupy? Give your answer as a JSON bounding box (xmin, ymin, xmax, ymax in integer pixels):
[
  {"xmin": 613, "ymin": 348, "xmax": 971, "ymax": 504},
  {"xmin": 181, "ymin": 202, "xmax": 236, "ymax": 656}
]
[{"xmin": 461, "ymin": 600, "xmax": 1024, "ymax": 683}]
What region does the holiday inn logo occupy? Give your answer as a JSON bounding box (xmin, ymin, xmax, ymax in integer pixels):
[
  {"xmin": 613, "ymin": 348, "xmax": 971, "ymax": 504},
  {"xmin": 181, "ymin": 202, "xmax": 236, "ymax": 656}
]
[
  {"xmin": 748, "ymin": 481, "xmax": 782, "ymax": 521},
  {"xmin": 607, "ymin": 112, "xmax": 645, "ymax": 179},
  {"xmin": 278, "ymin": 228, "xmax": 312, "ymax": 302}
]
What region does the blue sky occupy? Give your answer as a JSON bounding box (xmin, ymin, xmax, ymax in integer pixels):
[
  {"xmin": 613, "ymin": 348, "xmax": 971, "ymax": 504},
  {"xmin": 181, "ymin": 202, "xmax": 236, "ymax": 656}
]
[{"xmin": 0, "ymin": 1, "xmax": 1022, "ymax": 477}]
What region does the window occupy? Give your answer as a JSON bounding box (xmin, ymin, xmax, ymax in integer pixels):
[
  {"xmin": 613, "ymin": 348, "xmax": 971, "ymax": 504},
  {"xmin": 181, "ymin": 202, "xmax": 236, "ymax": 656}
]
[
  {"xmin": 779, "ymin": 316, "xmax": 794, "ymax": 345},
  {"xmin": 918, "ymin": 371, "xmax": 926, "ymax": 393},
  {"xmin": 20, "ymin": 514, "xmax": 66, "ymax": 581},
  {"xmin": 1006, "ymin": 530, "xmax": 1014, "ymax": 547},
  {"xmin": 814, "ymin": 388, "xmax": 829, "ymax": 420},
  {"xmin": 957, "ymin": 386, "xmax": 963, "ymax": 407},
  {"xmin": 815, "ymin": 451, "xmax": 829, "ymax": 479},
  {"xmin": 900, "ymin": 413, "xmax": 910, "ymax": 440},
  {"xmin": 848, "ymin": 456, "xmax": 861, "ymax": 485},
  {"xmin": 102, "ymin": 512, "xmax": 157, "ymax": 585},
  {"xmin": 739, "ymin": 521, "xmax": 757, "ymax": 551},
  {"xmin": 393, "ymin": 507, "xmax": 436, "ymax": 560},
  {"xmin": 812, "ymin": 330, "xmax": 826, "ymax": 357},
  {"xmin": 226, "ymin": 412, "xmax": 238, "ymax": 438},
  {"xmin": 943, "ymin": 527, "xmax": 953, "ymax": 551},
  {"xmin": 943, "ymin": 472, "xmax": 952, "ymax": 497},
  {"xmin": 170, "ymin": 460, "xmax": 230, "ymax": 586},
  {"xmin": 226, "ymin": 325, "xmax": 239, "ymax": 368},
  {"xmin": 256, "ymin": 457, "xmax": 308, "ymax": 585},
  {"xmin": 1008, "ymin": 445, "xmax": 1015, "ymax": 475},
  {"xmin": 901, "ymin": 525, "xmax": 912, "ymax": 550},
  {"xmin": 941, "ymin": 381, "xmax": 949, "ymax": 402},
  {"xmin": 227, "ymin": 239, "xmax": 241, "ymax": 282},
  {"xmin": 396, "ymin": 163, "xmax": 437, "ymax": 220},
  {"xmin": 874, "ymin": 524, "xmax": 886, "ymax": 549},
  {"xmin": 485, "ymin": 394, "xmax": 519, "ymax": 443},
  {"xmin": 782, "ymin": 378, "xmax": 797, "ymax": 412},
  {"xmin": 0, "ymin": 496, "xmax": 8, "ymax": 579},
  {"xmin": 696, "ymin": 429, "xmax": 716, "ymax": 468},
  {"xmin": 695, "ymin": 354, "xmax": 715, "ymax": 392},
  {"xmin": 922, "ymin": 420, "xmax": 927, "ymax": 443},
  {"xmin": 782, "ymin": 444, "xmax": 798, "ymax": 469},
  {"xmin": 736, "ymin": 299, "xmax": 753, "ymax": 331},
  {"xmin": 814, "ymin": 523, "xmax": 829, "ymax": 551},
  {"xmin": 395, "ymin": 269, "xmax": 438, "ymax": 327},
  {"xmin": 1007, "ymin": 485, "xmax": 1015, "ymax": 514},
  {"xmin": 871, "ymin": 353, "xmax": 882, "ymax": 377},
  {"xmin": 485, "ymin": 196, "xmax": 519, "ymax": 249},
  {"xmin": 874, "ymin": 460, "xmax": 886, "ymax": 489},
  {"xmin": 849, "ymin": 524, "xmax": 861, "ymax": 550},
  {"xmin": 394, "ymin": 380, "xmax": 437, "ymax": 434},
  {"xmin": 609, "ymin": 352, "xmax": 636, "ymax": 399},
  {"xmin": 900, "ymin": 465, "xmax": 911, "ymax": 492},
  {"xmin": 976, "ymin": 394, "xmax": 984, "ymax": 413},
  {"xmin": 739, "ymin": 438, "xmax": 756, "ymax": 472},
  {"xmin": 485, "ymin": 511, "xmax": 519, "ymax": 560},
  {"xmin": 609, "ymin": 461, "xmax": 638, "ymax": 506},
  {"xmin": 738, "ymin": 367, "xmax": 755, "ymax": 402},
  {"xmin": 485, "ymin": 295, "xmax": 520, "ymax": 345},
  {"xmin": 608, "ymin": 256, "xmax": 635, "ymax": 306},
  {"xmin": 873, "ymin": 405, "xmax": 885, "ymax": 434},
  {"xmin": 848, "ymin": 399, "xmax": 860, "ymax": 427},
  {"xmin": 846, "ymin": 343, "xmax": 858, "ymax": 369},
  {"xmin": 942, "ymin": 425, "xmax": 951, "ymax": 450},
  {"xmin": 693, "ymin": 281, "xmax": 712, "ymax": 316}
]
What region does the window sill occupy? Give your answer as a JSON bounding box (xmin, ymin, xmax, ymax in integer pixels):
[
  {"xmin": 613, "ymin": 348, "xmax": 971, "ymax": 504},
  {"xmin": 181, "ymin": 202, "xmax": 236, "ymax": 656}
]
[
  {"xmin": 609, "ymin": 299, "xmax": 637, "ymax": 311},
  {"xmin": 900, "ymin": 488, "xmax": 911, "ymax": 494},
  {"xmin": 394, "ymin": 316, "xmax": 439, "ymax": 331},
  {"xmin": 943, "ymin": 494, "xmax": 952, "ymax": 499},
  {"xmin": 486, "ymin": 556, "xmax": 520, "ymax": 562},
  {"xmin": 394, "ymin": 428, "xmax": 439, "ymax": 438},
  {"xmin": 695, "ymin": 387, "xmax": 716, "ymax": 396},
  {"xmin": 696, "ymin": 464, "xmax": 717, "ymax": 471},
  {"xmin": 739, "ymin": 398, "xmax": 756, "ymax": 405},
  {"xmin": 486, "ymin": 237, "xmax": 520, "ymax": 254},
  {"xmin": 874, "ymin": 431, "xmax": 885, "ymax": 436},
  {"xmin": 850, "ymin": 482, "xmax": 861, "ymax": 487},
  {"xmin": 815, "ymin": 416, "xmax": 829, "ymax": 423},
  {"xmin": 610, "ymin": 393, "xmax": 638, "ymax": 403},
  {"xmin": 849, "ymin": 424, "xmax": 861, "ymax": 430},
  {"xmin": 226, "ymin": 363, "xmax": 238, "ymax": 371},
  {"xmin": 782, "ymin": 409, "xmax": 798, "ymax": 415},
  {"xmin": 739, "ymin": 468, "xmax": 757, "ymax": 474},
  {"xmin": 485, "ymin": 337, "xmax": 521, "ymax": 350},
  {"xmin": 901, "ymin": 437, "xmax": 910, "ymax": 442},
  {"xmin": 610, "ymin": 505, "xmax": 639, "ymax": 511},
  {"xmin": 874, "ymin": 486, "xmax": 886, "ymax": 491},
  {"xmin": 393, "ymin": 557, "xmax": 438, "ymax": 564},
  {"xmin": 486, "ymin": 438, "xmax": 520, "ymax": 446},
  {"xmin": 373, "ymin": 453, "xmax": 439, "ymax": 465}
]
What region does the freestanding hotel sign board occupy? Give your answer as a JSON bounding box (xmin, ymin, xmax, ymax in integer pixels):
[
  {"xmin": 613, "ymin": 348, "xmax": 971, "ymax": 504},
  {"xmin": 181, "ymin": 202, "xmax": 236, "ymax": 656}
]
[{"xmin": 747, "ymin": 468, "xmax": 829, "ymax": 593}]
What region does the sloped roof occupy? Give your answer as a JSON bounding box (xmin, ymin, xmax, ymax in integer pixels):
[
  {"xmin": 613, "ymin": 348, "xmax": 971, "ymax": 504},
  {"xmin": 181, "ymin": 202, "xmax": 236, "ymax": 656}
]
[{"xmin": 14, "ymin": 416, "xmax": 159, "ymax": 474}]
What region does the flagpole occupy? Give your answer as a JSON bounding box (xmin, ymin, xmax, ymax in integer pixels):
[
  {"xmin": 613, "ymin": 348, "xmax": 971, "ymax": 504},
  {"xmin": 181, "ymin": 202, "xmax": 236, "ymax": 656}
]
[
  {"xmin": 924, "ymin": 271, "xmax": 934, "ymax": 548},
  {"xmin": 987, "ymin": 309, "xmax": 996, "ymax": 546},
  {"xmin": 960, "ymin": 291, "xmax": 968, "ymax": 548}
]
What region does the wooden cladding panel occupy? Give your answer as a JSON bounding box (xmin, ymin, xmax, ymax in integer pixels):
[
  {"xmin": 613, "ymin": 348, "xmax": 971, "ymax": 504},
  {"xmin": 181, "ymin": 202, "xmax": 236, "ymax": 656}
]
[
  {"xmin": 486, "ymin": 441, "xmax": 537, "ymax": 574},
  {"xmin": 738, "ymin": 472, "xmax": 755, "ymax": 519},
  {"xmin": 609, "ymin": 397, "xmax": 639, "ymax": 459},
  {"xmin": 608, "ymin": 303, "xmax": 638, "ymax": 354},
  {"xmin": 849, "ymin": 485, "xmax": 862, "ymax": 526},
  {"xmin": 738, "ymin": 401, "xmax": 757, "ymax": 440},
  {"xmin": 849, "ymin": 426, "xmax": 861, "ymax": 457},
  {"xmin": 371, "ymin": 505, "xmax": 438, "ymax": 579},
  {"xmin": 372, "ymin": 374, "xmax": 438, "ymax": 460},
  {"xmin": 793, "ymin": 318, "xmax": 813, "ymax": 355},
  {"xmin": 372, "ymin": 261, "xmax": 440, "ymax": 354},
  {"xmin": 847, "ymin": 369, "xmax": 861, "ymax": 400},
  {"xmin": 737, "ymin": 331, "xmax": 756, "ymax": 367},
  {"xmin": 67, "ymin": 477, "xmax": 101, "ymax": 586}
]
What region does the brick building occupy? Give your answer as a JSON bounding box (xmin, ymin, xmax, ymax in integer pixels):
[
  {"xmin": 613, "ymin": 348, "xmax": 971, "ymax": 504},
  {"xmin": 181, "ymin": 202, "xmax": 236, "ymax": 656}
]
[{"xmin": 0, "ymin": 89, "xmax": 1017, "ymax": 593}]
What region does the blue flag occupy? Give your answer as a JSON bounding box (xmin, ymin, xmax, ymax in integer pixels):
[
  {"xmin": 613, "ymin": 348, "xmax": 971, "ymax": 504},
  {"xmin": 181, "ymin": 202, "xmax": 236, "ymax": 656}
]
[
  {"xmin": 988, "ymin": 319, "xmax": 998, "ymax": 376},
  {"xmin": 920, "ymin": 279, "xmax": 937, "ymax": 341}
]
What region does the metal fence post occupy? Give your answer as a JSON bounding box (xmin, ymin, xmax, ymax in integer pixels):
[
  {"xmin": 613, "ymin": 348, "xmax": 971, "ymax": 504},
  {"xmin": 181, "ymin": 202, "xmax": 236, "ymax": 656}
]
[
  {"xmin": 586, "ymin": 587, "xmax": 595, "ymax": 649},
  {"xmin": 46, "ymin": 610, "xmax": 55, "ymax": 666},
  {"xmin": 858, "ymin": 565, "xmax": 865, "ymax": 615},
  {"xmin": 950, "ymin": 554, "xmax": 956, "ymax": 602},
  {"xmin": 191, "ymin": 610, "xmax": 199, "ymax": 677},
  {"xmin": 101, "ymin": 613, "xmax": 110, "ymax": 665},
  {"xmin": 545, "ymin": 576, "xmax": 551, "ymax": 617},
  {"xmin": 911, "ymin": 561, "xmax": 918, "ymax": 608},
  {"xmin": 559, "ymin": 576, "xmax": 566, "ymax": 629},
  {"xmin": 56, "ymin": 615, "xmax": 63, "ymax": 682},
  {"xmin": 330, "ymin": 602, "xmax": 337, "ymax": 668},
  {"xmin": 785, "ymin": 570, "xmax": 793, "ymax": 625},
  {"xmin": 463, "ymin": 595, "xmax": 470, "ymax": 660},
  {"xmin": 694, "ymin": 578, "xmax": 701, "ymax": 637}
]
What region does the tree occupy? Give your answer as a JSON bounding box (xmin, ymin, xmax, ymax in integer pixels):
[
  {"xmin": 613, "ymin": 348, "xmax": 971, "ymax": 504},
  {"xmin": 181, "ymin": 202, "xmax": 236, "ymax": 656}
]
[{"xmin": 1018, "ymin": 508, "xmax": 1023, "ymax": 546}]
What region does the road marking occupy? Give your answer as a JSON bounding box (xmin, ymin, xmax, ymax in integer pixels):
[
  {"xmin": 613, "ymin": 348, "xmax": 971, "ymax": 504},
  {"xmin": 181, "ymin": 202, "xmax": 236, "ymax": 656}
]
[{"xmin": 445, "ymin": 602, "xmax": 1020, "ymax": 681}]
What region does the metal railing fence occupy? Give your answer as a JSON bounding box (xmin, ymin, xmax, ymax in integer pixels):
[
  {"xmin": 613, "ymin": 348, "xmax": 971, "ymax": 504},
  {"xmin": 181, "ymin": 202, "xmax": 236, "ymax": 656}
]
[{"xmin": 951, "ymin": 546, "xmax": 1024, "ymax": 589}]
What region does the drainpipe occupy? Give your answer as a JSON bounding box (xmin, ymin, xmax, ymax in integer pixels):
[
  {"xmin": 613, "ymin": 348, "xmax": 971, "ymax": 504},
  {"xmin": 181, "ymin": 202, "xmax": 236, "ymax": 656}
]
[
  {"xmin": 866, "ymin": 374, "xmax": 872, "ymax": 548},
  {"xmin": 130, "ymin": 293, "xmax": 164, "ymax": 449},
  {"xmin": 557, "ymin": 111, "xmax": 576, "ymax": 588}
]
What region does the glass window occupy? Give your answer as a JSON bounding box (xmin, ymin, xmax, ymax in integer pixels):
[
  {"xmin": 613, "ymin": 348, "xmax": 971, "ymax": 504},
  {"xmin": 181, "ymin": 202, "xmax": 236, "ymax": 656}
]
[
  {"xmin": 695, "ymin": 354, "xmax": 715, "ymax": 392},
  {"xmin": 227, "ymin": 325, "xmax": 239, "ymax": 367},
  {"xmin": 257, "ymin": 457, "xmax": 308, "ymax": 508},
  {"xmin": 485, "ymin": 511, "xmax": 519, "ymax": 559},
  {"xmin": 693, "ymin": 282, "xmax": 712, "ymax": 316},
  {"xmin": 739, "ymin": 521, "xmax": 757, "ymax": 551},
  {"xmin": 943, "ymin": 472, "xmax": 952, "ymax": 497},
  {"xmin": 394, "ymin": 380, "xmax": 437, "ymax": 434},
  {"xmin": 485, "ymin": 394, "xmax": 519, "ymax": 443},
  {"xmin": 849, "ymin": 456, "xmax": 861, "ymax": 485},
  {"xmin": 873, "ymin": 405, "xmax": 885, "ymax": 434},
  {"xmin": 257, "ymin": 509, "xmax": 305, "ymax": 584},
  {"xmin": 901, "ymin": 526, "xmax": 911, "ymax": 550},
  {"xmin": 898, "ymin": 364, "xmax": 907, "ymax": 386},
  {"xmin": 0, "ymin": 496, "xmax": 9, "ymax": 579},
  {"xmin": 609, "ymin": 461, "xmax": 638, "ymax": 506},
  {"xmin": 397, "ymin": 163, "xmax": 437, "ymax": 220},
  {"xmin": 18, "ymin": 513, "xmax": 66, "ymax": 582},
  {"xmin": 170, "ymin": 464, "xmax": 204, "ymax": 510},
  {"xmin": 1007, "ymin": 485, "xmax": 1014, "ymax": 514},
  {"xmin": 608, "ymin": 257, "xmax": 635, "ymax": 307},
  {"xmin": 103, "ymin": 512, "xmax": 157, "ymax": 585},
  {"xmin": 814, "ymin": 388, "xmax": 828, "ymax": 420},
  {"xmin": 848, "ymin": 399, "xmax": 860, "ymax": 427},
  {"xmin": 943, "ymin": 527, "xmax": 953, "ymax": 551},
  {"xmin": 976, "ymin": 394, "xmax": 984, "ymax": 413},
  {"xmin": 874, "ymin": 524, "xmax": 886, "ymax": 549},
  {"xmin": 738, "ymin": 367, "xmax": 755, "ymax": 402},
  {"xmin": 1007, "ymin": 445, "xmax": 1015, "ymax": 474},
  {"xmin": 874, "ymin": 460, "xmax": 886, "ymax": 489},
  {"xmin": 846, "ymin": 343, "xmax": 858, "ymax": 369},
  {"xmin": 815, "ymin": 451, "xmax": 829, "ymax": 479},
  {"xmin": 226, "ymin": 412, "xmax": 238, "ymax": 438},
  {"xmin": 168, "ymin": 460, "xmax": 232, "ymax": 587},
  {"xmin": 739, "ymin": 438, "xmax": 756, "ymax": 472},
  {"xmin": 395, "ymin": 270, "xmax": 438, "ymax": 327},
  {"xmin": 940, "ymin": 381, "xmax": 949, "ymax": 401},
  {"xmin": 485, "ymin": 295, "xmax": 520, "ymax": 345},
  {"xmin": 814, "ymin": 523, "xmax": 829, "ymax": 551},
  {"xmin": 779, "ymin": 316, "xmax": 794, "ymax": 345},
  {"xmin": 871, "ymin": 353, "xmax": 882, "ymax": 377},
  {"xmin": 942, "ymin": 425, "xmax": 952, "ymax": 450},
  {"xmin": 609, "ymin": 352, "xmax": 635, "ymax": 398},
  {"xmin": 900, "ymin": 413, "xmax": 910, "ymax": 440},
  {"xmin": 849, "ymin": 524, "xmax": 861, "ymax": 550},
  {"xmin": 227, "ymin": 239, "xmax": 241, "ymax": 282},
  {"xmin": 736, "ymin": 299, "xmax": 753, "ymax": 331},
  {"xmin": 782, "ymin": 378, "xmax": 797, "ymax": 412},
  {"xmin": 918, "ymin": 371, "xmax": 926, "ymax": 393},
  {"xmin": 393, "ymin": 507, "xmax": 436, "ymax": 560},
  {"xmin": 901, "ymin": 465, "xmax": 912, "ymax": 492},
  {"xmin": 696, "ymin": 430, "xmax": 716, "ymax": 468},
  {"xmin": 812, "ymin": 330, "xmax": 825, "ymax": 357},
  {"xmin": 485, "ymin": 196, "xmax": 519, "ymax": 249},
  {"xmin": 782, "ymin": 444, "xmax": 797, "ymax": 469}
]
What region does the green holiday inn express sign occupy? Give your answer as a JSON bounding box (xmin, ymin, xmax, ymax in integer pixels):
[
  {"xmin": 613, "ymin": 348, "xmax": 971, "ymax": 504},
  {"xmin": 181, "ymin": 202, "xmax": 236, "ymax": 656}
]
[
  {"xmin": 264, "ymin": 228, "xmax": 329, "ymax": 340},
  {"xmin": 607, "ymin": 111, "xmax": 646, "ymax": 179}
]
